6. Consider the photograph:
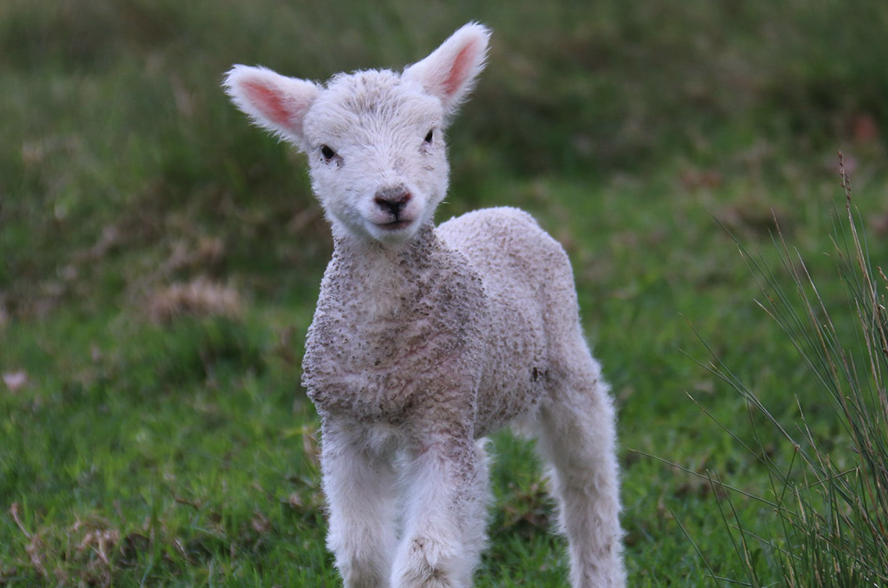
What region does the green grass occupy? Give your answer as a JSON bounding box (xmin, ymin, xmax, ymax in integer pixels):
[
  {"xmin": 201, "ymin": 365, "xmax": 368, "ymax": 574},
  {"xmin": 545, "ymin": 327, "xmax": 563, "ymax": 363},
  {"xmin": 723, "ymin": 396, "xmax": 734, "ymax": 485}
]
[
  {"xmin": 2, "ymin": 0, "xmax": 888, "ymax": 585},
  {"xmin": 690, "ymin": 169, "xmax": 888, "ymax": 587}
]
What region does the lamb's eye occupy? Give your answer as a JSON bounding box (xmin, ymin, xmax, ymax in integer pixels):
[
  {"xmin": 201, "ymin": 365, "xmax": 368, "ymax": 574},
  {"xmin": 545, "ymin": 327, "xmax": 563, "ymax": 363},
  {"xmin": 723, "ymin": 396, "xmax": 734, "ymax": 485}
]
[
  {"xmin": 320, "ymin": 145, "xmax": 336, "ymax": 161},
  {"xmin": 424, "ymin": 129, "xmax": 434, "ymax": 144}
]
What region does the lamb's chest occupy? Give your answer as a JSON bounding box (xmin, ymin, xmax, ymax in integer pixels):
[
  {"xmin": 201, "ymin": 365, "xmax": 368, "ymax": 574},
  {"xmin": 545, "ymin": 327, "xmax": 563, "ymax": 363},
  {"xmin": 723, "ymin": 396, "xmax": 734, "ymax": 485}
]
[{"xmin": 301, "ymin": 303, "xmax": 480, "ymax": 423}]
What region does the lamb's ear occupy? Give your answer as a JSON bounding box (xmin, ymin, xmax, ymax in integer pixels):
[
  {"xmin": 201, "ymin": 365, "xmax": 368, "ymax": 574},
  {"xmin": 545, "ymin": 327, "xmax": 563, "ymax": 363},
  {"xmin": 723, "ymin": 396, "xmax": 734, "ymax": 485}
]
[
  {"xmin": 402, "ymin": 22, "xmax": 490, "ymax": 119},
  {"xmin": 223, "ymin": 65, "xmax": 319, "ymax": 150}
]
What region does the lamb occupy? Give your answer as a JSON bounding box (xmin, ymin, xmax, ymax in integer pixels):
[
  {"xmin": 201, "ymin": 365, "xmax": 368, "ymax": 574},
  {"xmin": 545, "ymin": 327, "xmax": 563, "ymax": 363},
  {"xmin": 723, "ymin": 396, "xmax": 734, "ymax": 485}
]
[{"xmin": 223, "ymin": 23, "xmax": 625, "ymax": 588}]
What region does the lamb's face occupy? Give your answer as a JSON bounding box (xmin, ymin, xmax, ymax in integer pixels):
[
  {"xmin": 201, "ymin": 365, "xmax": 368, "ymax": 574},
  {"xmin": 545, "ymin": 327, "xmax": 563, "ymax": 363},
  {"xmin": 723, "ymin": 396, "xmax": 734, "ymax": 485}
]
[{"xmin": 302, "ymin": 71, "xmax": 449, "ymax": 245}]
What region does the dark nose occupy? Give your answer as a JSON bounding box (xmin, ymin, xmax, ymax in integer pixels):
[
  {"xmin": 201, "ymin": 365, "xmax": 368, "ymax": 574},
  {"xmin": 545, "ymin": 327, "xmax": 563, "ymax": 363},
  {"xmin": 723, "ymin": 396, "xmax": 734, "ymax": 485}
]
[{"xmin": 374, "ymin": 186, "xmax": 412, "ymax": 218}]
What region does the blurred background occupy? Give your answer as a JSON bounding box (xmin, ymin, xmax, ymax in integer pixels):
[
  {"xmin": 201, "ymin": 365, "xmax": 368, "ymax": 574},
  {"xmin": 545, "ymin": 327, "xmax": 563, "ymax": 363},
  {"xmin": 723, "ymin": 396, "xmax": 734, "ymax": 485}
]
[
  {"xmin": 2, "ymin": 0, "xmax": 888, "ymax": 585},
  {"xmin": 2, "ymin": 0, "xmax": 886, "ymax": 318}
]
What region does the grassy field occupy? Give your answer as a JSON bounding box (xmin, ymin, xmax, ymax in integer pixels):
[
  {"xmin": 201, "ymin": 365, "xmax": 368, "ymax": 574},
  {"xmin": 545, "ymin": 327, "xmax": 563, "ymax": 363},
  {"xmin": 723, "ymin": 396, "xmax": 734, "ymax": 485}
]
[{"xmin": 2, "ymin": 0, "xmax": 888, "ymax": 586}]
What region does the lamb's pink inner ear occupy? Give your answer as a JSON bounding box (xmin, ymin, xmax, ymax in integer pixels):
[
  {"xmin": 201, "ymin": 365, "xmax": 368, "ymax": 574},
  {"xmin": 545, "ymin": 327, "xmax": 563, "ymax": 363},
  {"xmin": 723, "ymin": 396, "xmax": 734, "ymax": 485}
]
[
  {"xmin": 443, "ymin": 44, "xmax": 476, "ymax": 97},
  {"xmin": 243, "ymin": 81, "xmax": 291, "ymax": 127}
]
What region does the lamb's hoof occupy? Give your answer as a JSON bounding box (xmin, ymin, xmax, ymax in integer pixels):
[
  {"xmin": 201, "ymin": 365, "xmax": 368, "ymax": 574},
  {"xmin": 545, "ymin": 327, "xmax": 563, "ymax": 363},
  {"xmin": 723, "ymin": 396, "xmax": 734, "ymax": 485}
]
[{"xmin": 393, "ymin": 536, "xmax": 464, "ymax": 588}]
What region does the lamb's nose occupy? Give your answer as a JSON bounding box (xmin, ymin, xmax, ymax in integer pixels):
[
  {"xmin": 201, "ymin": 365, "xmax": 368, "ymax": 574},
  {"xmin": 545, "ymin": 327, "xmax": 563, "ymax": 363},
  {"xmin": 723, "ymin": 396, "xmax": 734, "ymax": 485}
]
[{"xmin": 374, "ymin": 187, "xmax": 412, "ymax": 217}]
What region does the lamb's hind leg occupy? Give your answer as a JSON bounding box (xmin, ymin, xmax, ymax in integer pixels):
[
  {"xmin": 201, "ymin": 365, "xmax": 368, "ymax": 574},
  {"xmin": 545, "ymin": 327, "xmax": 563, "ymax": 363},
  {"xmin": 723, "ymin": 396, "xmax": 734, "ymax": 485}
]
[
  {"xmin": 535, "ymin": 349, "xmax": 625, "ymax": 588},
  {"xmin": 321, "ymin": 421, "xmax": 399, "ymax": 588}
]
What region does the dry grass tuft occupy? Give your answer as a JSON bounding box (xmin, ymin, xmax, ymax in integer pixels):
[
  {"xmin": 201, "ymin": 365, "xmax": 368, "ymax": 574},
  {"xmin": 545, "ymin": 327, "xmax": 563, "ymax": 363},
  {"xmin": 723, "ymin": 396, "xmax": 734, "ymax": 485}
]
[
  {"xmin": 146, "ymin": 278, "xmax": 243, "ymax": 324},
  {"xmin": 9, "ymin": 504, "xmax": 124, "ymax": 588}
]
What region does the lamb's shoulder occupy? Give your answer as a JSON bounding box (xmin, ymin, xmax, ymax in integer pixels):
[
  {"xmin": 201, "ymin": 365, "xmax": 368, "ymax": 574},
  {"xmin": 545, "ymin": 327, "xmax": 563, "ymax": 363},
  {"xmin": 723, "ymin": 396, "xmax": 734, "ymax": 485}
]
[{"xmin": 301, "ymin": 241, "xmax": 490, "ymax": 425}]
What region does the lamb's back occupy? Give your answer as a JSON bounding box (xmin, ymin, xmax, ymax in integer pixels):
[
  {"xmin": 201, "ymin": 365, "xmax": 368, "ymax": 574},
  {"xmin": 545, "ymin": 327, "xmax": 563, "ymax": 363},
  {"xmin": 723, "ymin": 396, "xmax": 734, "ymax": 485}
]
[{"xmin": 437, "ymin": 207, "xmax": 577, "ymax": 316}]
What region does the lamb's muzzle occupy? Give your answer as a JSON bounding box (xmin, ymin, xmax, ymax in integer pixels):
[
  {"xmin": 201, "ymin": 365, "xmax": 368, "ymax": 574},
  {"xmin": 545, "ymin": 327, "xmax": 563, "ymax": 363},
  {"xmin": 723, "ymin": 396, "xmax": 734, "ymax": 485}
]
[{"xmin": 373, "ymin": 186, "xmax": 414, "ymax": 225}]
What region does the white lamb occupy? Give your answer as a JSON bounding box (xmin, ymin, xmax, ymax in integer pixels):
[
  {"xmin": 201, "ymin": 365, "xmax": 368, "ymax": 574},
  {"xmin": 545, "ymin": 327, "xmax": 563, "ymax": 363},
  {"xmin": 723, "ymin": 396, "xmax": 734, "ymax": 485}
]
[{"xmin": 224, "ymin": 23, "xmax": 625, "ymax": 588}]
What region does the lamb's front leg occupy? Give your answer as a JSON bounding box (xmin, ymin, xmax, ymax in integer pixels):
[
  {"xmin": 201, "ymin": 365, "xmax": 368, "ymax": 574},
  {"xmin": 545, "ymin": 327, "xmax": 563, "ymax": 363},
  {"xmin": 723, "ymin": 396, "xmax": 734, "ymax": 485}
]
[
  {"xmin": 321, "ymin": 421, "xmax": 399, "ymax": 588},
  {"xmin": 392, "ymin": 438, "xmax": 490, "ymax": 588}
]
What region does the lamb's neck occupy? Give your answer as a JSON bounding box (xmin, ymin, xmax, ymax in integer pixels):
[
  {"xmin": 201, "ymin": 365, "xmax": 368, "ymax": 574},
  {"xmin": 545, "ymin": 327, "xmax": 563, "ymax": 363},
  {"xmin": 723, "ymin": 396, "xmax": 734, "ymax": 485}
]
[
  {"xmin": 323, "ymin": 224, "xmax": 454, "ymax": 326},
  {"xmin": 330, "ymin": 222, "xmax": 443, "ymax": 287}
]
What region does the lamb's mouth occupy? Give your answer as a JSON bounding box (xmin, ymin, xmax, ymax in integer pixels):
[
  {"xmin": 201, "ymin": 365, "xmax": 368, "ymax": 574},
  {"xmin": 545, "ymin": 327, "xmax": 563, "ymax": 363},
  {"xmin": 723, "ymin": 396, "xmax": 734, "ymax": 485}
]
[
  {"xmin": 367, "ymin": 216, "xmax": 420, "ymax": 242},
  {"xmin": 376, "ymin": 219, "xmax": 413, "ymax": 231}
]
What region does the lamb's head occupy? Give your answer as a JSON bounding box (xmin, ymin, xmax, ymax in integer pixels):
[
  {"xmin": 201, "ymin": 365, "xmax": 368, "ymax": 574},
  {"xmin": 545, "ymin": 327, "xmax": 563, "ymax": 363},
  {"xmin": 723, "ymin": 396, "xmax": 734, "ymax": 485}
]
[{"xmin": 224, "ymin": 23, "xmax": 490, "ymax": 245}]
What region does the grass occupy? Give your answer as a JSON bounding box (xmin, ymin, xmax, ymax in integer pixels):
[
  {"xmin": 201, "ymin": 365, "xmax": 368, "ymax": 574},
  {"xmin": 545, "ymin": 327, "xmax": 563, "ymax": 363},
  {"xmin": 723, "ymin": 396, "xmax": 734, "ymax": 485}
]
[
  {"xmin": 2, "ymin": 0, "xmax": 888, "ymax": 585},
  {"xmin": 688, "ymin": 161, "xmax": 888, "ymax": 586}
]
